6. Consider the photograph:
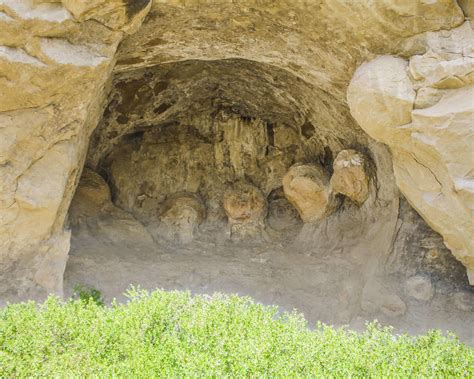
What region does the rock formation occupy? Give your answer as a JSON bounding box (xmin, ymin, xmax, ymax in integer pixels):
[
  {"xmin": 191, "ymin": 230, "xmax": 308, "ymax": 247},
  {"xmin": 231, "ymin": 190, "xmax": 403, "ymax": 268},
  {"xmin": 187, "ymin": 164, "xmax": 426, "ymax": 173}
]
[
  {"xmin": 0, "ymin": 0, "xmax": 472, "ymax": 325},
  {"xmin": 158, "ymin": 194, "xmax": 206, "ymax": 244},
  {"xmin": 347, "ymin": 21, "xmax": 474, "ymax": 283},
  {"xmin": 223, "ymin": 182, "xmax": 267, "ymax": 238},
  {"xmin": 0, "ymin": 0, "xmax": 151, "ymax": 302},
  {"xmin": 330, "ymin": 150, "xmax": 370, "ymax": 206},
  {"xmin": 282, "ymin": 164, "xmax": 336, "ymax": 223}
]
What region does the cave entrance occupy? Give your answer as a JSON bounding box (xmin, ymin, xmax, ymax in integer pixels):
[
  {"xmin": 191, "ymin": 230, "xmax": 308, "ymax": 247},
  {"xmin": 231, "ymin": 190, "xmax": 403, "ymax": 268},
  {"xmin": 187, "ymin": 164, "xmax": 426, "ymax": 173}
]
[{"xmin": 63, "ymin": 59, "xmax": 473, "ymax": 338}]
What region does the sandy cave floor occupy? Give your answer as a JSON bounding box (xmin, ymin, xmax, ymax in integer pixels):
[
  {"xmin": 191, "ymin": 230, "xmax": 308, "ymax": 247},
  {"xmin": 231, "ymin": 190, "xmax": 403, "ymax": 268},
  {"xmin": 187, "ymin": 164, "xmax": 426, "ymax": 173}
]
[{"xmin": 64, "ymin": 221, "xmax": 474, "ymax": 345}]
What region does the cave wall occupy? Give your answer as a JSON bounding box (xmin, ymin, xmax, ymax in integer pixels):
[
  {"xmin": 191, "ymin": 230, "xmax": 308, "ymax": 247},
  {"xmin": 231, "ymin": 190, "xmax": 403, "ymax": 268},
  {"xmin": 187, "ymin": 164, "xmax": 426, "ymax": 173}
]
[
  {"xmin": 0, "ymin": 0, "xmax": 151, "ymax": 302},
  {"xmin": 347, "ymin": 22, "xmax": 474, "ymax": 282},
  {"xmin": 0, "ymin": 0, "xmax": 472, "ymax": 302}
]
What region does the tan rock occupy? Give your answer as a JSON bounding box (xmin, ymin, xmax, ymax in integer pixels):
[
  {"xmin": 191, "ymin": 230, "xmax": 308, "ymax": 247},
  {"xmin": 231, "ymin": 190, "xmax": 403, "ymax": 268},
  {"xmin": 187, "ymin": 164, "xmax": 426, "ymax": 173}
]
[
  {"xmin": 347, "ymin": 22, "xmax": 474, "ymax": 284},
  {"xmin": 68, "ymin": 169, "xmax": 111, "ymax": 223},
  {"xmin": 414, "ymin": 87, "xmax": 445, "ymax": 109},
  {"xmin": 61, "ymin": 0, "xmax": 152, "ymax": 34},
  {"xmin": 158, "ymin": 194, "xmax": 206, "ymax": 244},
  {"xmin": 282, "ymin": 164, "xmax": 336, "ymax": 223},
  {"xmin": 459, "ymin": 0, "xmax": 474, "ymax": 18},
  {"xmin": 0, "ymin": 0, "xmax": 470, "ymax": 304},
  {"xmin": 408, "ymin": 23, "xmax": 474, "ymax": 90},
  {"xmin": 0, "ymin": 0, "xmax": 150, "ymax": 300},
  {"xmin": 223, "ymin": 182, "xmax": 266, "ymax": 237},
  {"xmin": 330, "ymin": 149, "xmax": 370, "ymax": 205},
  {"xmin": 347, "ymin": 56, "xmax": 416, "ymax": 140}
]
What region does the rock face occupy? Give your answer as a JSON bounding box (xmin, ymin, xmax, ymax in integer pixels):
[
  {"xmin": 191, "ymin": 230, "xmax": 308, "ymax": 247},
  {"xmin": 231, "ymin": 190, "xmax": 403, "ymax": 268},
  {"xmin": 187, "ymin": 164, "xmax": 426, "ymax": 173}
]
[
  {"xmin": 0, "ymin": 0, "xmax": 472, "ymax": 304},
  {"xmin": 68, "ymin": 169, "xmax": 112, "ymax": 223},
  {"xmin": 283, "ymin": 164, "xmax": 336, "ymax": 223},
  {"xmin": 347, "ymin": 21, "xmax": 474, "ymax": 283},
  {"xmin": 68, "ymin": 168, "xmax": 155, "ymax": 248},
  {"xmin": 223, "ymin": 182, "xmax": 267, "ymax": 238},
  {"xmin": 330, "ymin": 150, "xmax": 370, "ymax": 205},
  {"xmin": 0, "ymin": 0, "xmax": 151, "ymax": 302},
  {"xmin": 405, "ymin": 276, "xmax": 434, "ymax": 302},
  {"xmin": 158, "ymin": 194, "xmax": 206, "ymax": 244}
]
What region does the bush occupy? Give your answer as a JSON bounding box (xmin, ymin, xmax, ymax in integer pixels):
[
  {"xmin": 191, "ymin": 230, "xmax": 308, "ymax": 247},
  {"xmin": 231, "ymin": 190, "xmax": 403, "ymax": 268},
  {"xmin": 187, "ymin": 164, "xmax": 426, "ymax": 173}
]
[
  {"xmin": 1, "ymin": 288, "xmax": 472, "ymax": 377},
  {"xmin": 72, "ymin": 284, "xmax": 105, "ymax": 306}
]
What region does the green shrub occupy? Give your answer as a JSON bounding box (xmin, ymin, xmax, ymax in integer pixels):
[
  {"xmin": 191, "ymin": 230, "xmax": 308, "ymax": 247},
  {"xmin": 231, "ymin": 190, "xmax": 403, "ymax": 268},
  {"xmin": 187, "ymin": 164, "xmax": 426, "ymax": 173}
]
[
  {"xmin": 0, "ymin": 288, "xmax": 472, "ymax": 377},
  {"xmin": 72, "ymin": 284, "xmax": 105, "ymax": 306}
]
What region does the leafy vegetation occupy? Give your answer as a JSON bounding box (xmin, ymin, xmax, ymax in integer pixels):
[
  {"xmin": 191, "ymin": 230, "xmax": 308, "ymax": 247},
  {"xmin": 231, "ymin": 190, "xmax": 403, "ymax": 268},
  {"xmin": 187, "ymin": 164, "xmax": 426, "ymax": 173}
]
[
  {"xmin": 1, "ymin": 288, "xmax": 472, "ymax": 377},
  {"xmin": 72, "ymin": 284, "xmax": 105, "ymax": 306}
]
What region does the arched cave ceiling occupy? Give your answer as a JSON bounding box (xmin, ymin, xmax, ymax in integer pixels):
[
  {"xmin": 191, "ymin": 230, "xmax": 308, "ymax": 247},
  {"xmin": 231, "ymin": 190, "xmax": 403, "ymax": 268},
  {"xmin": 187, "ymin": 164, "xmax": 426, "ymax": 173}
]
[{"xmin": 87, "ymin": 58, "xmax": 366, "ymax": 168}]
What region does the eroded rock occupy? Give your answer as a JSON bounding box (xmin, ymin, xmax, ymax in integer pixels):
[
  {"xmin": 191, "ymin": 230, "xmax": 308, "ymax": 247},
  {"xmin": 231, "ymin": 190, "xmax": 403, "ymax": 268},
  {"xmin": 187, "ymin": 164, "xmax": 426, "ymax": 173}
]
[
  {"xmin": 0, "ymin": 0, "xmax": 471, "ymax": 309},
  {"xmin": 68, "ymin": 168, "xmax": 111, "ymax": 224},
  {"xmin": 405, "ymin": 275, "xmax": 434, "ymax": 302},
  {"xmin": 68, "ymin": 168, "xmax": 154, "ymax": 246},
  {"xmin": 282, "ymin": 164, "xmax": 336, "ymax": 223},
  {"xmin": 347, "ymin": 56, "xmax": 416, "ymax": 140},
  {"xmin": 347, "ymin": 22, "xmax": 474, "ymax": 284},
  {"xmin": 0, "ymin": 0, "xmax": 150, "ymax": 300},
  {"xmin": 267, "ymin": 189, "xmax": 302, "ymax": 232},
  {"xmin": 223, "ymin": 182, "xmax": 267, "ymax": 238},
  {"xmin": 158, "ymin": 194, "xmax": 206, "ymax": 244},
  {"xmin": 330, "ymin": 149, "xmax": 370, "ymax": 205}
]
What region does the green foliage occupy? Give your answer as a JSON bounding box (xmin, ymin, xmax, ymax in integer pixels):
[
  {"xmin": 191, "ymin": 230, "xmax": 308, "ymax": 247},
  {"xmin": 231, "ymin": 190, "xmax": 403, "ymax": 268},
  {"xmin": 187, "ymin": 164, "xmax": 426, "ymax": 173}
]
[
  {"xmin": 72, "ymin": 284, "xmax": 104, "ymax": 306},
  {"xmin": 0, "ymin": 288, "xmax": 472, "ymax": 377}
]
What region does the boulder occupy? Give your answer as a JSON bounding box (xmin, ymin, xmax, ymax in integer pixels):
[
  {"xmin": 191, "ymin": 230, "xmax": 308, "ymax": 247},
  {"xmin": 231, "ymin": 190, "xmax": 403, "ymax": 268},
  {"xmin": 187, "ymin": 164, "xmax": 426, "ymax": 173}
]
[
  {"xmin": 68, "ymin": 169, "xmax": 111, "ymax": 223},
  {"xmin": 330, "ymin": 149, "xmax": 370, "ymax": 205},
  {"xmin": 347, "ymin": 55, "xmax": 416, "ymax": 140},
  {"xmin": 158, "ymin": 194, "xmax": 206, "ymax": 244},
  {"xmin": 282, "ymin": 164, "xmax": 336, "ymax": 223},
  {"xmin": 347, "ymin": 22, "xmax": 474, "ymax": 284},
  {"xmin": 223, "ymin": 182, "xmax": 267, "ymax": 238}
]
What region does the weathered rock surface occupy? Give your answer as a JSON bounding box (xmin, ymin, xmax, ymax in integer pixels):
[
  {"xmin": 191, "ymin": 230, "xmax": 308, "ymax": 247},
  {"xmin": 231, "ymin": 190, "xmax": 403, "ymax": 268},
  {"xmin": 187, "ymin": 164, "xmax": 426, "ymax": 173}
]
[
  {"xmin": 0, "ymin": 0, "xmax": 472, "ymax": 309},
  {"xmin": 68, "ymin": 168, "xmax": 112, "ymax": 223},
  {"xmin": 283, "ymin": 164, "xmax": 336, "ymax": 223},
  {"xmin": 347, "ymin": 21, "xmax": 474, "ymax": 283},
  {"xmin": 405, "ymin": 276, "xmax": 435, "ymax": 302},
  {"xmin": 0, "ymin": 0, "xmax": 150, "ymax": 301},
  {"xmin": 68, "ymin": 169, "xmax": 154, "ymax": 246},
  {"xmin": 330, "ymin": 149, "xmax": 370, "ymax": 205},
  {"xmin": 158, "ymin": 194, "xmax": 206, "ymax": 244},
  {"xmin": 223, "ymin": 182, "xmax": 267, "ymax": 238}
]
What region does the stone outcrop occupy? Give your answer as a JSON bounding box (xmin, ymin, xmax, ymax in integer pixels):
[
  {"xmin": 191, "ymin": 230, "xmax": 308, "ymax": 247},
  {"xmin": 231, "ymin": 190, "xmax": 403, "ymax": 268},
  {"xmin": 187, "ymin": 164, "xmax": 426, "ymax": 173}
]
[
  {"xmin": 223, "ymin": 182, "xmax": 267, "ymax": 238},
  {"xmin": 0, "ymin": 0, "xmax": 151, "ymax": 302},
  {"xmin": 347, "ymin": 21, "xmax": 474, "ymax": 283},
  {"xmin": 158, "ymin": 194, "xmax": 206, "ymax": 244},
  {"xmin": 68, "ymin": 168, "xmax": 155, "ymax": 248},
  {"xmin": 68, "ymin": 169, "xmax": 112, "ymax": 223},
  {"xmin": 282, "ymin": 164, "xmax": 336, "ymax": 223},
  {"xmin": 330, "ymin": 150, "xmax": 370, "ymax": 206},
  {"xmin": 0, "ymin": 0, "xmax": 472, "ymax": 304}
]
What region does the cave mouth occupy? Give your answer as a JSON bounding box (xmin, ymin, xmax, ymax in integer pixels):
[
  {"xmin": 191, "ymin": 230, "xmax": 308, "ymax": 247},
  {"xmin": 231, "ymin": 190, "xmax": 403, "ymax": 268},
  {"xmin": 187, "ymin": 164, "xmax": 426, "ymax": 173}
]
[{"xmin": 64, "ymin": 58, "xmax": 474, "ymax": 339}]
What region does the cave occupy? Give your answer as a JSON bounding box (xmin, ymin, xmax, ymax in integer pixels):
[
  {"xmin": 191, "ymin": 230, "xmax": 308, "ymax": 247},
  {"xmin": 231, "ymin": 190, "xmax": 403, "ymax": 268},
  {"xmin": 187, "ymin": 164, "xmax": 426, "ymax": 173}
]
[
  {"xmin": 1, "ymin": 0, "xmax": 473, "ymax": 344},
  {"xmin": 64, "ymin": 57, "xmax": 472, "ymax": 336}
]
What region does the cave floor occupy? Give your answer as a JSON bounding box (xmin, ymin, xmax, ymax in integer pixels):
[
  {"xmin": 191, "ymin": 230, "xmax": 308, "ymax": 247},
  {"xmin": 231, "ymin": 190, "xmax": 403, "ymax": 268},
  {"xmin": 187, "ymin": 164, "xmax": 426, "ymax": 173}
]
[{"xmin": 64, "ymin": 218, "xmax": 474, "ymax": 345}]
